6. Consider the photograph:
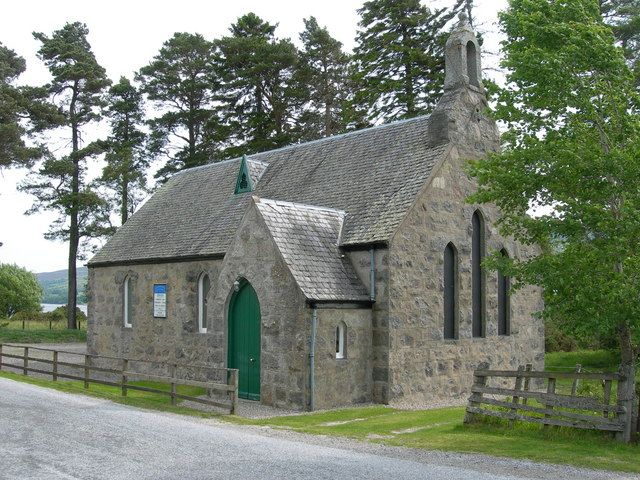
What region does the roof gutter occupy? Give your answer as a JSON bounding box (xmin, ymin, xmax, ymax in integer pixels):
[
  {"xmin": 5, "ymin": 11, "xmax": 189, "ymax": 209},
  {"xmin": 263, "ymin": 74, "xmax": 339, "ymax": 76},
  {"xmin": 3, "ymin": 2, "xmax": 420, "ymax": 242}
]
[{"xmin": 87, "ymin": 253, "xmax": 225, "ymax": 268}]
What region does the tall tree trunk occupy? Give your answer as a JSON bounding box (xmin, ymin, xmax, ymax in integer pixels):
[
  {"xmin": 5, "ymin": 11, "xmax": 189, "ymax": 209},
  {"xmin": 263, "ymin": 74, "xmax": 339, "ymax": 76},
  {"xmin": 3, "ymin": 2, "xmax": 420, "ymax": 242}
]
[
  {"xmin": 401, "ymin": 27, "xmax": 415, "ymax": 117},
  {"xmin": 323, "ymin": 57, "xmax": 332, "ymax": 137},
  {"xmin": 68, "ymin": 135, "xmax": 79, "ymax": 329},
  {"xmin": 67, "ymin": 87, "xmax": 79, "ymax": 330},
  {"xmin": 121, "ymin": 174, "xmax": 129, "ymax": 224}
]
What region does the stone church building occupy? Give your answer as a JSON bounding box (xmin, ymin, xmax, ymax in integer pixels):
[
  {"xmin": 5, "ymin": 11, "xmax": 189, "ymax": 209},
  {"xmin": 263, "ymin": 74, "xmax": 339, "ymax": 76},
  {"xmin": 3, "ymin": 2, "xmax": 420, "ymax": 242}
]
[{"xmin": 87, "ymin": 17, "xmax": 544, "ymax": 410}]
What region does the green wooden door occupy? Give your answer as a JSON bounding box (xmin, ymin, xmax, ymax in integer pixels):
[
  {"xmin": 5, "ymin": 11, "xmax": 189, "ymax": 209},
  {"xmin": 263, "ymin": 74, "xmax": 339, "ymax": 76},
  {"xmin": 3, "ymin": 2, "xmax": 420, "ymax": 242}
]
[{"xmin": 228, "ymin": 281, "xmax": 261, "ymax": 400}]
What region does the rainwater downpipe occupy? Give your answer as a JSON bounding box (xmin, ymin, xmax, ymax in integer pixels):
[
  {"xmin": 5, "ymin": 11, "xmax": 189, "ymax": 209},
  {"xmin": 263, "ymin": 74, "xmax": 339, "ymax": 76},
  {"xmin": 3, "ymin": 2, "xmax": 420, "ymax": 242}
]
[
  {"xmin": 309, "ymin": 306, "xmax": 318, "ymax": 411},
  {"xmin": 369, "ymin": 247, "xmax": 376, "ymax": 302}
]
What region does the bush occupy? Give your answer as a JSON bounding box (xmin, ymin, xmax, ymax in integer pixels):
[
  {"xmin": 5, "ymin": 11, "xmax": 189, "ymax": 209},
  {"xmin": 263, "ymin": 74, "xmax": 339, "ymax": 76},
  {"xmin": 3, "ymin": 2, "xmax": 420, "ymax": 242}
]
[{"xmin": 44, "ymin": 305, "xmax": 87, "ymax": 324}]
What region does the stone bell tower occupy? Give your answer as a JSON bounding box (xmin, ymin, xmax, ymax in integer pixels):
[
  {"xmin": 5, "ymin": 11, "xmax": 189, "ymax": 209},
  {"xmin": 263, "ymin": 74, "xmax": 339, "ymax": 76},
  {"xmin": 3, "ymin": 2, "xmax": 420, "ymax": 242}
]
[
  {"xmin": 428, "ymin": 13, "xmax": 499, "ymax": 152},
  {"xmin": 444, "ymin": 13, "xmax": 483, "ymax": 91}
]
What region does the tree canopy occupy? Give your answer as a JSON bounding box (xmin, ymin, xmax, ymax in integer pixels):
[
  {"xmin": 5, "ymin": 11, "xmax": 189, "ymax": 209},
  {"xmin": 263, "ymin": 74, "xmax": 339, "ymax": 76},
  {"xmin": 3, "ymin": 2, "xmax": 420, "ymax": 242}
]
[
  {"xmin": 100, "ymin": 76, "xmax": 148, "ymax": 224},
  {"xmin": 137, "ymin": 32, "xmax": 219, "ymax": 180},
  {"xmin": 0, "ymin": 43, "xmax": 59, "ymax": 169},
  {"xmin": 215, "ymin": 13, "xmax": 302, "ymax": 157},
  {"xmin": 0, "ymin": 263, "xmax": 42, "ymax": 318},
  {"xmin": 468, "ymin": 0, "xmax": 640, "ymax": 374},
  {"xmin": 350, "ymin": 0, "xmax": 459, "ymax": 124}
]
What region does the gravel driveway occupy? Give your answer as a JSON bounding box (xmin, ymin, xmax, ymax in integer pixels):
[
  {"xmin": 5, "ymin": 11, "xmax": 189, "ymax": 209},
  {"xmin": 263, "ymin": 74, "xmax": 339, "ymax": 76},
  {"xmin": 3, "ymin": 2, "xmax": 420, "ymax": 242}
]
[{"xmin": 1, "ymin": 378, "xmax": 636, "ymax": 480}]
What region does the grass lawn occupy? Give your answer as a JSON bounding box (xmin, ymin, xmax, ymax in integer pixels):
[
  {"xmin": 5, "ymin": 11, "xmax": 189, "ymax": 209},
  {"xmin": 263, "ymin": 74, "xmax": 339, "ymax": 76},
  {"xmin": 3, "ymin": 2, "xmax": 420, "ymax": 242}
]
[
  {"xmin": 228, "ymin": 350, "xmax": 639, "ymax": 473},
  {"xmin": 231, "ymin": 405, "xmax": 639, "ymax": 473},
  {"xmin": 0, "ymin": 370, "xmax": 217, "ymax": 418},
  {"xmin": 0, "ymin": 328, "xmax": 87, "ymax": 343}
]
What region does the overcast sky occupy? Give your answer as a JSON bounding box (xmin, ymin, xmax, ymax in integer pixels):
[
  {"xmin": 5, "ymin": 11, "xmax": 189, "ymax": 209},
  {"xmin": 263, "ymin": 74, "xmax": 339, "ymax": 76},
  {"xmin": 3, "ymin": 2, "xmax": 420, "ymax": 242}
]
[{"xmin": 0, "ymin": 0, "xmax": 507, "ymax": 274}]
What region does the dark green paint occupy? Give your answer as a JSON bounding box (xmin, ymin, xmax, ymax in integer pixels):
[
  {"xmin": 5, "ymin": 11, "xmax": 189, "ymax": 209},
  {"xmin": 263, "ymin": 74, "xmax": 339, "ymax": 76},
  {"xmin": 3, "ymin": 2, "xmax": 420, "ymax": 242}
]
[
  {"xmin": 228, "ymin": 281, "xmax": 261, "ymax": 400},
  {"xmin": 234, "ymin": 155, "xmax": 253, "ymax": 194}
]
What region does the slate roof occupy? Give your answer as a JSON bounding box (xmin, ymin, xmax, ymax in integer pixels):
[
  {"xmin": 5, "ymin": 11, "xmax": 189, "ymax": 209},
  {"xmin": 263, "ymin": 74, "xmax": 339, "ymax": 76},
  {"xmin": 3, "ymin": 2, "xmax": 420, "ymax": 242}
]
[
  {"xmin": 89, "ymin": 114, "xmax": 449, "ymax": 266},
  {"xmin": 247, "ymin": 158, "xmax": 268, "ymax": 187},
  {"xmin": 254, "ymin": 198, "xmax": 370, "ymax": 302}
]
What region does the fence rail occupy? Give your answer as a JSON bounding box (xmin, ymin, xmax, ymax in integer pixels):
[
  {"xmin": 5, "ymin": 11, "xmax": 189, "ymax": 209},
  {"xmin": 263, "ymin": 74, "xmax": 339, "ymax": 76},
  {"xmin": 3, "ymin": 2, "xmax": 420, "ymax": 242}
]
[
  {"xmin": 464, "ymin": 363, "xmax": 635, "ymax": 442},
  {"xmin": 0, "ymin": 343, "xmax": 238, "ymax": 414}
]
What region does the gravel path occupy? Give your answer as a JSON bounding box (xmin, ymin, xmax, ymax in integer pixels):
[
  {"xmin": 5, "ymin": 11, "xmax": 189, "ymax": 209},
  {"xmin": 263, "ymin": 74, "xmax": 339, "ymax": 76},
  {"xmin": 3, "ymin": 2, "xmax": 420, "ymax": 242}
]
[{"xmin": 1, "ymin": 377, "xmax": 636, "ymax": 480}]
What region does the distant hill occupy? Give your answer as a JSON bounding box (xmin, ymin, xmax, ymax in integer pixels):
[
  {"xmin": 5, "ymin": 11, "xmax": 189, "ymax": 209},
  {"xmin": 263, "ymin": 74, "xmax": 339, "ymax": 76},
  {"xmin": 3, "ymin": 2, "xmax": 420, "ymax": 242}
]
[{"xmin": 37, "ymin": 267, "xmax": 88, "ymax": 305}]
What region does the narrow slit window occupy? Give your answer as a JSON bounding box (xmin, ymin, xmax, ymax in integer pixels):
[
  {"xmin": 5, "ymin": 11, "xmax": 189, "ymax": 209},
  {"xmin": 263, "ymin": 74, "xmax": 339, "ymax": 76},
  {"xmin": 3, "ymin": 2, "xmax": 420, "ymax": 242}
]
[
  {"xmin": 466, "ymin": 41, "xmax": 479, "ymax": 87},
  {"xmin": 498, "ymin": 249, "xmax": 511, "ymax": 336},
  {"xmin": 123, "ymin": 276, "xmax": 133, "ymax": 328},
  {"xmin": 443, "ymin": 242, "xmax": 458, "ymax": 339},
  {"xmin": 336, "ymin": 322, "xmax": 346, "ymax": 359},
  {"xmin": 472, "ymin": 211, "xmax": 486, "ymax": 337},
  {"xmin": 198, "ymin": 273, "xmax": 210, "ymax": 333}
]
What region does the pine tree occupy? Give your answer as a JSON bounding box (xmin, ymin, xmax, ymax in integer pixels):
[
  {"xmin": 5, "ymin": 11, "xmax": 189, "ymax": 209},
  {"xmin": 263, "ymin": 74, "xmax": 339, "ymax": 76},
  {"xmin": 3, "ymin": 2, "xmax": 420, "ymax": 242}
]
[
  {"xmin": 137, "ymin": 33, "xmax": 219, "ymax": 181},
  {"xmin": 20, "ymin": 22, "xmax": 112, "ymax": 329},
  {"xmin": 0, "ymin": 43, "xmax": 60, "ymax": 169},
  {"xmin": 215, "ymin": 13, "xmax": 301, "ymax": 156},
  {"xmin": 351, "ymin": 0, "xmax": 458, "ymax": 124},
  {"xmin": 600, "ymin": 0, "xmax": 640, "ymax": 84},
  {"xmin": 100, "ymin": 77, "xmax": 148, "ymax": 225},
  {"xmin": 296, "ymin": 17, "xmax": 350, "ymax": 140}
]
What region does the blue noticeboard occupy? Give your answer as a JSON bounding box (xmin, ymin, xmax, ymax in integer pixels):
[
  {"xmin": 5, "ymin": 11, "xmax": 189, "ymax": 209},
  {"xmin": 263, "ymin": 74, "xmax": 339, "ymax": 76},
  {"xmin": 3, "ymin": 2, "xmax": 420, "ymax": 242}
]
[{"xmin": 153, "ymin": 284, "xmax": 167, "ymax": 318}]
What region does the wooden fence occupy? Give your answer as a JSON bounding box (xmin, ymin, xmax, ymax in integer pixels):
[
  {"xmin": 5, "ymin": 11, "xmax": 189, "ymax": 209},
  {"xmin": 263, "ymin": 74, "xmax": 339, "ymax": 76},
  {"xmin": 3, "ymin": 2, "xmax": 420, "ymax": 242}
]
[
  {"xmin": 0, "ymin": 343, "xmax": 238, "ymax": 414},
  {"xmin": 464, "ymin": 364, "xmax": 636, "ymax": 442}
]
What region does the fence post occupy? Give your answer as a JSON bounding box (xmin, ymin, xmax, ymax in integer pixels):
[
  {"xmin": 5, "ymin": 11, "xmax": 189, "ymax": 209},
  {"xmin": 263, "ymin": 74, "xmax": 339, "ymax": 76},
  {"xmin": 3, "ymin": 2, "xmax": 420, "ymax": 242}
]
[
  {"xmin": 616, "ymin": 365, "xmax": 635, "ymax": 443},
  {"xmin": 84, "ymin": 355, "xmax": 91, "ymax": 389},
  {"xmin": 52, "ymin": 350, "xmax": 58, "ymax": 381},
  {"xmin": 571, "ymin": 364, "xmax": 582, "ymax": 396},
  {"xmin": 23, "ymin": 346, "xmax": 28, "ymax": 376},
  {"xmin": 464, "ymin": 370, "xmax": 487, "ymax": 424},
  {"xmin": 121, "ymin": 358, "xmax": 128, "ymax": 397},
  {"xmin": 0, "ymin": 344, "xmax": 3, "ymax": 371},
  {"xmin": 603, "ymin": 379, "xmax": 612, "ymax": 419},
  {"xmin": 230, "ymin": 369, "xmax": 238, "ymax": 415},
  {"xmin": 543, "ymin": 377, "xmax": 556, "ymax": 428},
  {"xmin": 170, "ymin": 363, "xmax": 177, "ymax": 406},
  {"xmin": 49, "ymin": 319, "xmax": 52, "ymax": 330},
  {"xmin": 509, "ymin": 365, "xmax": 525, "ymax": 427},
  {"xmin": 522, "ymin": 364, "xmax": 532, "ymax": 405}
]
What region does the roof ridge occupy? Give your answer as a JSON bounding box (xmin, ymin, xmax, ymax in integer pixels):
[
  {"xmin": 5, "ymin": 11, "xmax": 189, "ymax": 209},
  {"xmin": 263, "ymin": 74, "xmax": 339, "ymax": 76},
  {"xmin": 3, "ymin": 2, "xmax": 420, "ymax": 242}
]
[{"xmin": 174, "ymin": 113, "xmax": 432, "ymax": 177}]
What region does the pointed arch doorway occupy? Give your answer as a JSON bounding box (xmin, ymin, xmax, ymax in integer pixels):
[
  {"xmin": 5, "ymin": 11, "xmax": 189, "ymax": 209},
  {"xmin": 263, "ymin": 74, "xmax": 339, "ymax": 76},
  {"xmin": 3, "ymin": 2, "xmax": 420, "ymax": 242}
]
[{"xmin": 228, "ymin": 280, "xmax": 261, "ymax": 400}]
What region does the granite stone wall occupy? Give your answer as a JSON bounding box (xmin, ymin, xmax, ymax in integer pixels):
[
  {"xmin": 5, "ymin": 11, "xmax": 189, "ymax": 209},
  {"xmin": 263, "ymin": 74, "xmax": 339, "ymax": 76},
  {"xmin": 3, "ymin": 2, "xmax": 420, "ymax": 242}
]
[
  {"xmin": 347, "ymin": 249, "xmax": 390, "ymax": 404},
  {"xmin": 387, "ymin": 144, "xmax": 545, "ymax": 406},
  {"xmin": 313, "ymin": 307, "xmax": 373, "ymax": 409}
]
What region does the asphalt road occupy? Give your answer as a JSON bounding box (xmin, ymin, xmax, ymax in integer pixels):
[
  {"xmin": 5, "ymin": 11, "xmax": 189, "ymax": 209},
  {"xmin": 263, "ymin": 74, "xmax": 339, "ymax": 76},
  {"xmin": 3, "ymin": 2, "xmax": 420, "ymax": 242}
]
[{"xmin": 0, "ymin": 378, "xmax": 635, "ymax": 480}]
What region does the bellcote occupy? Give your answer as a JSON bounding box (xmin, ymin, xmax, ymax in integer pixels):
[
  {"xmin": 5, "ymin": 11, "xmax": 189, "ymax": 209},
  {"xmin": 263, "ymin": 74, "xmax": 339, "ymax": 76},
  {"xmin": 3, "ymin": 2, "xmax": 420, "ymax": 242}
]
[{"xmin": 444, "ymin": 13, "xmax": 483, "ymax": 92}]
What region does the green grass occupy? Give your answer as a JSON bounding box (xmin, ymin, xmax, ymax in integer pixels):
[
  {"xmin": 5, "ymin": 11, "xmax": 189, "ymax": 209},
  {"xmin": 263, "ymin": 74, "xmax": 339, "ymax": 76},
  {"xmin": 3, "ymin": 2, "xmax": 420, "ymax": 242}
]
[
  {"xmin": 1, "ymin": 318, "xmax": 87, "ymax": 331},
  {"xmin": 231, "ymin": 405, "xmax": 640, "ymax": 473},
  {"xmin": 0, "ymin": 328, "xmax": 87, "ymax": 343},
  {"xmin": 0, "ymin": 370, "xmax": 218, "ymax": 418},
  {"xmin": 546, "ymin": 349, "xmax": 621, "ymax": 371},
  {"xmin": 228, "ymin": 350, "xmax": 639, "ymax": 473}
]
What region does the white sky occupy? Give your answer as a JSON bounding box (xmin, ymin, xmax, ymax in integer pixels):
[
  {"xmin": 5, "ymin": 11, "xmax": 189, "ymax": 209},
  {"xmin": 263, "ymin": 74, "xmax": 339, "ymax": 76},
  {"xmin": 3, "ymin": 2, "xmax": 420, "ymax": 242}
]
[{"xmin": 0, "ymin": 0, "xmax": 507, "ymax": 274}]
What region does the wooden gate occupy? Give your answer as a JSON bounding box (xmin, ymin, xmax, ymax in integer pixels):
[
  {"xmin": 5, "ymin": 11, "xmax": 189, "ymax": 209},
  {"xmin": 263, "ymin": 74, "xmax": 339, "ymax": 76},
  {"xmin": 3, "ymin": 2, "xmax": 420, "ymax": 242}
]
[{"xmin": 464, "ymin": 364, "xmax": 636, "ymax": 442}]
